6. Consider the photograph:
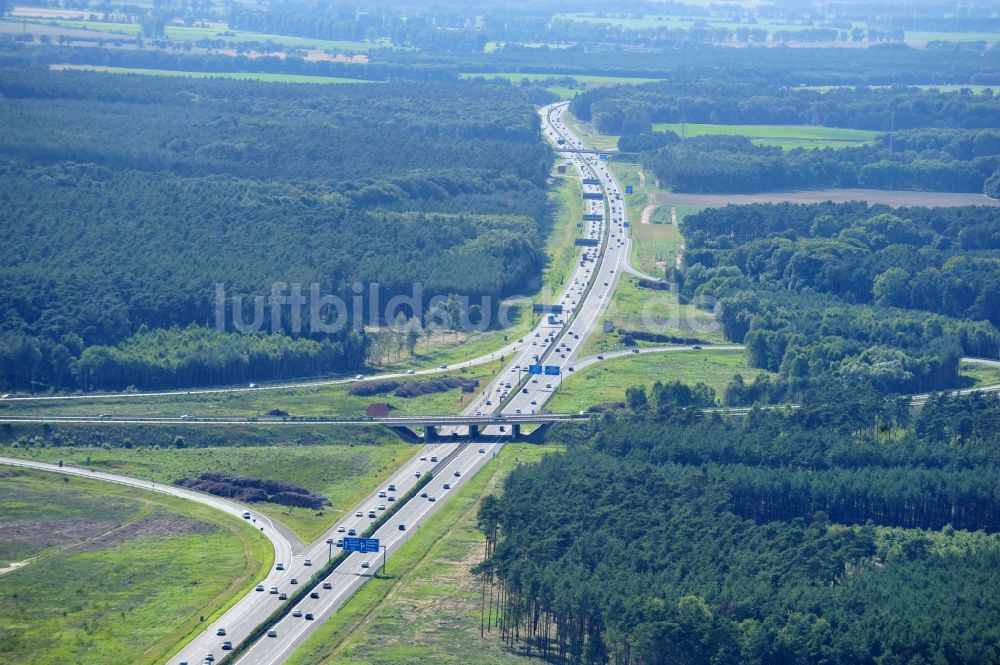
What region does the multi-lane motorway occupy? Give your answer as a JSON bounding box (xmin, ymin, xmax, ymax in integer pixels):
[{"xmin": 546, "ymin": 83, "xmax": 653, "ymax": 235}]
[{"xmin": 167, "ymin": 100, "xmax": 633, "ymax": 665}]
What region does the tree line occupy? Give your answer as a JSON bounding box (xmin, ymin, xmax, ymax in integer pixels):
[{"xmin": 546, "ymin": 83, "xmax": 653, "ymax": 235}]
[{"xmin": 477, "ymin": 391, "xmax": 1000, "ymax": 664}]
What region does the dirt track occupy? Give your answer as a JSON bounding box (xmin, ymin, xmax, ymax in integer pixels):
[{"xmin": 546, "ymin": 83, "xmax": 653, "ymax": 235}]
[{"xmin": 654, "ymin": 189, "xmax": 1000, "ymax": 208}]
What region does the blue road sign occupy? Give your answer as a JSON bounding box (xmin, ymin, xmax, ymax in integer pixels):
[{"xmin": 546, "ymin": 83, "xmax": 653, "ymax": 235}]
[
  {"xmin": 544, "ymin": 365, "xmax": 561, "ymax": 376},
  {"xmin": 528, "ymin": 364, "xmax": 543, "ymax": 375},
  {"xmin": 343, "ymin": 537, "xmax": 380, "ymax": 553},
  {"xmin": 598, "ymin": 153, "xmax": 609, "ymax": 160},
  {"xmin": 625, "ymin": 184, "xmax": 633, "ymax": 194}
]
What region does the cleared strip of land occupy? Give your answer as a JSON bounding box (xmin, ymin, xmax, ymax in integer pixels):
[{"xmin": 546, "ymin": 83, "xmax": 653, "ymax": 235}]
[{"xmin": 654, "ymin": 189, "xmax": 1000, "ymax": 208}]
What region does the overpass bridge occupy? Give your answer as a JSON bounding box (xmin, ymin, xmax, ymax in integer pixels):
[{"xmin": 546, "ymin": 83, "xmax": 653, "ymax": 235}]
[{"xmin": 0, "ymin": 412, "xmax": 591, "ymax": 442}]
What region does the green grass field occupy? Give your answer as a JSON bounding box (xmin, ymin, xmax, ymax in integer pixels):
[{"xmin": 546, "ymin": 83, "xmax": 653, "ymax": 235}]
[
  {"xmin": 581, "ymin": 275, "xmax": 726, "ymax": 356},
  {"xmin": 543, "ymin": 173, "xmax": 587, "ymax": 298},
  {"xmin": 957, "ymin": 360, "xmax": 1000, "ymax": 390},
  {"xmin": 0, "ymin": 444, "xmax": 412, "ymax": 542},
  {"xmin": 285, "ymin": 443, "xmax": 556, "ymax": 665},
  {"xmin": 0, "ymin": 467, "xmax": 270, "ymax": 665},
  {"xmin": 653, "ymin": 122, "xmax": 878, "ymax": 149},
  {"xmin": 547, "ymin": 349, "xmax": 762, "ymax": 412},
  {"xmin": 51, "ymin": 64, "xmax": 372, "ymax": 84},
  {"xmin": 561, "ymin": 110, "xmax": 621, "ymax": 152}
]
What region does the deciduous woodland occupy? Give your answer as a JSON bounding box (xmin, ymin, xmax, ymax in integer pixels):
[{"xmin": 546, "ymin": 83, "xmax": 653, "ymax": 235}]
[
  {"xmin": 666, "ymin": 203, "xmax": 1000, "ymax": 398},
  {"xmin": 478, "ymin": 392, "xmax": 1000, "ymax": 665},
  {"xmin": 0, "ymin": 70, "xmax": 552, "ymax": 392}
]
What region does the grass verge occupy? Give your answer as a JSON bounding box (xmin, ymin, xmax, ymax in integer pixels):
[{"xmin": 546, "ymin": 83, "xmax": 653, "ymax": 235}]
[
  {"xmin": 285, "ymin": 443, "xmax": 556, "ymax": 665},
  {"xmin": 0, "ymin": 444, "xmax": 413, "ymax": 542},
  {"xmin": 0, "ymin": 467, "xmax": 270, "ymax": 665},
  {"xmin": 547, "ymin": 348, "xmax": 763, "ymax": 412},
  {"xmin": 652, "ymin": 122, "xmax": 878, "ymax": 149}
]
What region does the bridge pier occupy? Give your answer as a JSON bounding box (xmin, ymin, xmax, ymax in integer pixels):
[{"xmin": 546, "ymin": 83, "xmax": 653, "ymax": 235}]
[
  {"xmin": 469, "ymin": 424, "xmax": 479, "ymax": 438},
  {"xmin": 511, "ymin": 424, "xmax": 521, "ymax": 440},
  {"xmin": 424, "ymin": 425, "xmax": 438, "ymax": 442}
]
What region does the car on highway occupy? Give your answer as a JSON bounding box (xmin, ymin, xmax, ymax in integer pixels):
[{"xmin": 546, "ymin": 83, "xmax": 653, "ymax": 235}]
[
  {"xmin": 355, "ymin": 510, "xmax": 363, "ymax": 517},
  {"xmin": 292, "ymin": 609, "xmax": 302, "ymax": 618},
  {"xmin": 415, "ymin": 471, "xmax": 421, "ymax": 478},
  {"xmin": 388, "ymin": 495, "xmax": 395, "ymax": 502},
  {"xmin": 323, "ymin": 581, "xmax": 332, "ymax": 589},
  {"xmin": 216, "ymin": 628, "xmax": 226, "ymax": 636},
  {"xmin": 361, "ymin": 561, "xmax": 370, "ymax": 568},
  {"xmin": 420, "ymin": 491, "xmax": 428, "ymax": 498},
  {"xmin": 388, "ymin": 484, "xmax": 397, "ymax": 491},
  {"xmin": 267, "ymin": 629, "xmax": 278, "ymax": 638},
  {"xmin": 255, "ymin": 584, "xmax": 264, "ymax": 592},
  {"xmin": 348, "ymin": 528, "xmax": 356, "ymax": 535},
  {"xmin": 304, "ymin": 558, "xmax": 311, "ymax": 566},
  {"xmin": 354, "ymin": 374, "xmax": 364, "ymax": 380},
  {"xmin": 242, "ymin": 511, "xmax": 251, "ymax": 519},
  {"xmin": 368, "ymin": 510, "xmax": 377, "ymax": 518},
  {"xmin": 399, "ymin": 523, "xmax": 406, "ymax": 530},
  {"xmin": 429, "ymin": 495, "xmax": 437, "ymax": 502},
  {"xmin": 290, "ymin": 578, "xmax": 298, "ymax": 585},
  {"xmin": 221, "ymin": 641, "xmax": 232, "ymax": 651},
  {"xmin": 430, "ymin": 456, "xmax": 438, "ymax": 462},
  {"xmin": 279, "ymin": 592, "xmax": 287, "ymax": 600},
  {"xmin": 337, "ymin": 525, "xmax": 346, "ymax": 533},
  {"xmin": 454, "ymin": 470, "xmax": 461, "ymax": 477},
  {"xmin": 269, "ymin": 586, "xmax": 278, "ymax": 594},
  {"xmin": 479, "ymin": 447, "xmax": 486, "ymax": 453},
  {"xmin": 406, "ymin": 369, "xmax": 416, "ymax": 374},
  {"xmin": 378, "ymin": 490, "xmax": 386, "ymax": 498},
  {"xmin": 378, "ymin": 504, "xmax": 385, "ymax": 511},
  {"xmin": 439, "ymin": 364, "xmax": 448, "ymax": 369},
  {"xmin": 310, "ymin": 591, "xmax": 320, "ymax": 599},
  {"xmin": 305, "ymin": 612, "xmax": 314, "ymax": 620}
]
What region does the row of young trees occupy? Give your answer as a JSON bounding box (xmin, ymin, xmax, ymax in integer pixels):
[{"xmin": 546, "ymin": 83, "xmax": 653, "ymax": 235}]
[{"xmin": 478, "ymin": 391, "xmax": 1000, "ymax": 664}]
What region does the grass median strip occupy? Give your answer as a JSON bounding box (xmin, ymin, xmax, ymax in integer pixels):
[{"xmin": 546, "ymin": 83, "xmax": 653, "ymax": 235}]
[
  {"xmin": 217, "ymin": 470, "xmax": 436, "ymax": 665},
  {"xmin": 286, "ymin": 443, "xmax": 555, "ymax": 665}
]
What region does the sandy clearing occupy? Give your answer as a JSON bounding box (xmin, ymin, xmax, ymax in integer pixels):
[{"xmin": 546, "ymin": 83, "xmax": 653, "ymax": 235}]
[
  {"xmin": 640, "ymin": 204, "xmax": 655, "ymax": 225},
  {"xmin": 653, "ymin": 189, "xmax": 1000, "ymax": 208}
]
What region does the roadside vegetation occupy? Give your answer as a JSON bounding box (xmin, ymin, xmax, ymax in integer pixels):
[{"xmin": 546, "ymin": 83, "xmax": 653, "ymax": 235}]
[
  {"xmin": 0, "ymin": 467, "xmax": 271, "ymax": 665},
  {"xmin": 0, "ymin": 363, "xmax": 504, "ymax": 421},
  {"xmin": 546, "ymin": 348, "xmax": 762, "ymax": 413},
  {"xmin": 651, "ymin": 122, "xmax": 878, "ymax": 149},
  {"xmin": 0, "ymin": 445, "xmax": 412, "ymax": 542},
  {"xmin": 285, "ymin": 443, "xmax": 556, "ymax": 665}
]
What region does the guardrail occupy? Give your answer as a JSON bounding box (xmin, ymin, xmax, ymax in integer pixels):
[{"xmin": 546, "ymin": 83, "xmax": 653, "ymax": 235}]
[{"xmin": 216, "ymin": 470, "xmax": 436, "ymax": 664}]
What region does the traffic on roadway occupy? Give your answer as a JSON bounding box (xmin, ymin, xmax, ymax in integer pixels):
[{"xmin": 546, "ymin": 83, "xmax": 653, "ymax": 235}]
[{"xmin": 192, "ymin": 101, "xmax": 634, "ymax": 665}]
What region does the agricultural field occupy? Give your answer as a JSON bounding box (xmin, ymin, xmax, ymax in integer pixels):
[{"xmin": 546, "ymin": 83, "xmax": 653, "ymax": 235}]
[
  {"xmin": 0, "ymin": 444, "xmax": 413, "ymax": 542},
  {"xmin": 652, "ymin": 122, "xmax": 879, "ymax": 149},
  {"xmin": 285, "ymin": 443, "xmax": 556, "ymax": 665},
  {"xmin": 0, "ymin": 467, "xmax": 270, "ymax": 665},
  {"xmin": 50, "ymin": 64, "xmax": 372, "ymax": 84},
  {"xmin": 546, "ymin": 348, "xmax": 763, "ymax": 412}
]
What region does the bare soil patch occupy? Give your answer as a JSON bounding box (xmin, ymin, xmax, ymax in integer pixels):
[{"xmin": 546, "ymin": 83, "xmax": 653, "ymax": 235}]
[
  {"xmin": 654, "ymin": 189, "xmax": 1000, "ymax": 208},
  {"xmin": 1, "ymin": 516, "xmax": 118, "ymax": 554},
  {"xmin": 77, "ymin": 512, "xmax": 215, "ymax": 552}
]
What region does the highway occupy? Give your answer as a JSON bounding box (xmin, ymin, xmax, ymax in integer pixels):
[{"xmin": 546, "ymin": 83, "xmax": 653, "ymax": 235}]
[
  {"xmin": 9, "ymin": 100, "xmax": 1000, "ymax": 665},
  {"xmin": 199, "ymin": 100, "xmax": 631, "ymax": 665}
]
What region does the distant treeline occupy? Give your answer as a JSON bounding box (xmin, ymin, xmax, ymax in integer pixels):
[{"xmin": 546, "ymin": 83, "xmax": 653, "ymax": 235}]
[{"xmin": 572, "ymin": 81, "xmax": 1000, "ymax": 132}]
